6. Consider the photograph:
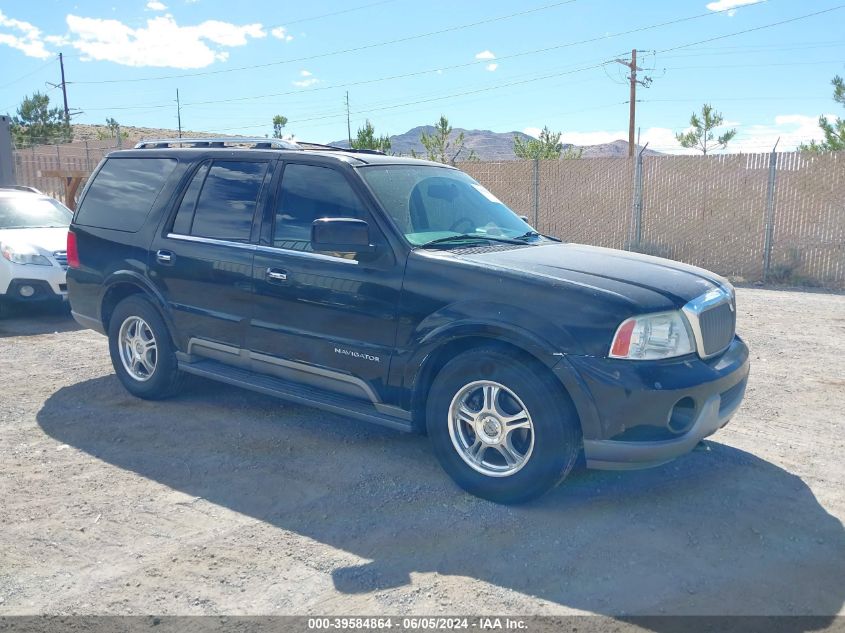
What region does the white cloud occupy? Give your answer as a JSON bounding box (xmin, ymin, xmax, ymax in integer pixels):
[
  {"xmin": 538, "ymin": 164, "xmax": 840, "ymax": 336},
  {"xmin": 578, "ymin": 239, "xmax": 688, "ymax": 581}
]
[
  {"xmin": 146, "ymin": 1, "xmax": 167, "ymax": 10},
  {"xmin": 0, "ymin": 9, "xmax": 51, "ymax": 58},
  {"xmin": 705, "ymin": 0, "xmax": 763, "ymax": 16},
  {"xmin": 475, "ymin": 50, "xmax": 495, "ymax": 60},
  {"xmin": 485, "ymin": 63, "xmax": 498, "ymax": 72},
  {"xmin": 271, "ymin": 26, "xmax": 293, "ymax": 42},
  {"xmin": 293, "ymin": 69, "xmax": 318, "ymax": 87},
  {"xmin": 64, "ymin": 14, "xmax": 266, "ymax": 68}
]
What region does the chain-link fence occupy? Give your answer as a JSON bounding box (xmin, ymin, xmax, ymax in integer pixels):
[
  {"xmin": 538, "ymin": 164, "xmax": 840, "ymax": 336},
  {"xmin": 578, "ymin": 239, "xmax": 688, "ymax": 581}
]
[
  {"xmin": 9, "ymin": 142, "xmax": 845, "ymax": 287},
  {"xmin": 463, "ymin": 151, "xmax": 845, "ymax": 288}
]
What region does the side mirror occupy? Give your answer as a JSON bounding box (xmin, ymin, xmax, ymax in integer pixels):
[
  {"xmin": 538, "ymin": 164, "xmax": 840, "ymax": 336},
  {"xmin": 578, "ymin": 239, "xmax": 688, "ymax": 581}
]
[
  {"xmin": 311, "ymin": 218, "xmax": 374, "ymax": 253},
  {"xmin": 519, "ymin": 215, "xmax": 530, "ymax": 222}
]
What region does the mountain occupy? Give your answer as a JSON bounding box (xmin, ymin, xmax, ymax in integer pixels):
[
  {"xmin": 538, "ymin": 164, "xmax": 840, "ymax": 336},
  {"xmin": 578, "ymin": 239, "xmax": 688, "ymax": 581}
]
[
  {"xmin": 332, "ymin": 126, "xmax": 661, "ymax": 160},
  {"xmin": 63, "ymin": 123, "xmax": 661, "ymax": 160}
]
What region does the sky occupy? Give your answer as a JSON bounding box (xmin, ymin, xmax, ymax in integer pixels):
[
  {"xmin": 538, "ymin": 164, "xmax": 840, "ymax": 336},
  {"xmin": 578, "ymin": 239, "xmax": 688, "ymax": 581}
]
[{"xmin": 0, "ymin": 0, "xmax": 843, "ymax": 153}]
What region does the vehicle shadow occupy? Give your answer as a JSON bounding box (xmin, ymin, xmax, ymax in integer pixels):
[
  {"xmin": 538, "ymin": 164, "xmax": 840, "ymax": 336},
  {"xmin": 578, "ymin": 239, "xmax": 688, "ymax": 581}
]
[
  {"xmin": 0, "ymin": 304, "xmax": 79, "ymax": 338},
  {"xmin": 37, "ymin": 376, "xmax": 845, "ymax": 627}
]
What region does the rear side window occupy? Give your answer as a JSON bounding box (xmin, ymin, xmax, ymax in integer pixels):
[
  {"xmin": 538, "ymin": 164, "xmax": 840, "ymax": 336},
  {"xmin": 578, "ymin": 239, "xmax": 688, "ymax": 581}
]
[
  {"xmin": 179, "ymin": 160, "xmax": 268, "ymax": 242},
  {"xmin": 76, "ymin": 158, "xmax": 177, "ymax": 232}
]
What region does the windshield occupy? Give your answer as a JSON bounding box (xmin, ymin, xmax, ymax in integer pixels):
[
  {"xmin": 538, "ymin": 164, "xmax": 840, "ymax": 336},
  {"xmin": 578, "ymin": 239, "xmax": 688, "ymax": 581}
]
[
  {"xmin": 358, "ymin": 165, "xmax": 535, "ymax": 246},
  {"xmin": 0, "ymin": 196, "xmax": 72, "ymax": 229}
]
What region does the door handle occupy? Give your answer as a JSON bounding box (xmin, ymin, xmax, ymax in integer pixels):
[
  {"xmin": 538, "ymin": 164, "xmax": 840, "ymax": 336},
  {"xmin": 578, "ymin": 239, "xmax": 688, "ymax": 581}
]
[
  {"xmin": 266, "ymin": 268, "xmax": 288, "ymax": 282},
  {"xmin": 156, "ymin": 250, "xmax": 174, "ymax": 265}
]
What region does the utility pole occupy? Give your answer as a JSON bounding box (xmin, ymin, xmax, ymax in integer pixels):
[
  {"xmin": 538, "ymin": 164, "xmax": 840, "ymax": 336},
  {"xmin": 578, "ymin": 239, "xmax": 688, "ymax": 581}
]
[
  {"xmin": 345, "ymin": 91, "xmax": 352, "ymax": 146},
  {"xmin": 58, "ymin": 52, "xmax": 69, "ymax": 125},
  {"xmin": 615, "ymin": 49, "xmax": 651, "ymax": 157},
  {"xmin": 176, "ymin": 89, "xmax": 182, "ymax": 139}
]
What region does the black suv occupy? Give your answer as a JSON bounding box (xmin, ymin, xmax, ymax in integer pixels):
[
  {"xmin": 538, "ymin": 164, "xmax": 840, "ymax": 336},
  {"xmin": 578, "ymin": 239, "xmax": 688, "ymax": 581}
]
[{"xmin": 67, "ymin": 138, "xmax": 749, "ymax": 503}]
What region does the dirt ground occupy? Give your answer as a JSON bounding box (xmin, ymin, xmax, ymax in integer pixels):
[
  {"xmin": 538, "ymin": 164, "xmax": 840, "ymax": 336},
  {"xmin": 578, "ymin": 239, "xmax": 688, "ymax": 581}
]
[{"xmin": 1, "ymin": 288, "xmax": 844, "ymax": 621}]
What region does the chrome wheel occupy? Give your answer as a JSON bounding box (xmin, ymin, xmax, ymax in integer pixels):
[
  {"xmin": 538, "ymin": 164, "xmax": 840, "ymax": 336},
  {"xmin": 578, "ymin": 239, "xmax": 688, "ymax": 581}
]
[
  {"xmin": 448, "ymin": 380, "xmax": 535, "ymax": 477},
  {"xmin": 118, "ymin": 315, "xmax": 158, "ymax": 382}
]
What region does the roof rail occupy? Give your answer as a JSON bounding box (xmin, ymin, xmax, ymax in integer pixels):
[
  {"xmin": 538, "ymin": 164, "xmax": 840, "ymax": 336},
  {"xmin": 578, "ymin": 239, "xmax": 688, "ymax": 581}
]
[
  {"xmin": 297, "ymin": 141, "xmax": 385, "ymax": 155},
  {"xmin": 134, "ymin": 137, "xmax": 301, "ymax": 150}
]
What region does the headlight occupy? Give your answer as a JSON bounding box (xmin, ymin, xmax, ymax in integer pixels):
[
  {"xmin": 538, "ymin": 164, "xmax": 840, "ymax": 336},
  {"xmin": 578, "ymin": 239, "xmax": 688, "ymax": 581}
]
[
  {"xmin": 1, "ymin": 243, "xmax": 52, "ymax": 266},
  {"xmin": 609, "ymin": 310, "xmax": 696, "ymax": 360}
]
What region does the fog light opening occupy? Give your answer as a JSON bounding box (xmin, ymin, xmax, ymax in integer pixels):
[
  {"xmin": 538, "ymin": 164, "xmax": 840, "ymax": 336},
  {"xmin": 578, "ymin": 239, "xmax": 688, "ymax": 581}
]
[
  {"xmin": 668, "ymin": 397, "xmax": 696, "ymax": 434},
  {"xmin": 18, "ymin": 285, "xmax": 35, "ymax": 298}
]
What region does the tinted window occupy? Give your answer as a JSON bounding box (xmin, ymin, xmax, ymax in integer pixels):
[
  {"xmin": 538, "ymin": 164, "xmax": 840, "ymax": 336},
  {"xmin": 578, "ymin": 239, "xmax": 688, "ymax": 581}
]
[
  {"xmin": 274, "ymin": 164, "xmax": 365, "ymax": 249},
  {"xmin": 76, "ymin": 158, "xmax": 177, "ymax": 232},
  {"xmin": 190, "ymin": 161, "xmax": 268, "ymax": 242},
  {"xmin": 171, "ymin": 162, "xmax": 210, "ymax": 235}
]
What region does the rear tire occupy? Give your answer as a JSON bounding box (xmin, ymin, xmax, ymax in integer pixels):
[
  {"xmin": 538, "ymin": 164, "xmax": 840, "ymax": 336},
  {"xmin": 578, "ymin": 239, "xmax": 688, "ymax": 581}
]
[
  {"xmin": 108, "ymin": 295, "xmax": 184, "ymax": 400},
  {"xmin": 426, "ymin": 347, "xmax": 581, "ymax": 504}
]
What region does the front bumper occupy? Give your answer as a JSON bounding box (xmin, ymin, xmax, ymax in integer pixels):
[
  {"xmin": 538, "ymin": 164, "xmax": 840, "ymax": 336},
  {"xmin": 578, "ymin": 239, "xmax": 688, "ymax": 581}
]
[
  {"xmin": 1, "ymin": 278, "xmax": 67, "ymax": 303},
  {"xmin": 555, "ymin": 336, "xmax": 750, "ymax": 470}
]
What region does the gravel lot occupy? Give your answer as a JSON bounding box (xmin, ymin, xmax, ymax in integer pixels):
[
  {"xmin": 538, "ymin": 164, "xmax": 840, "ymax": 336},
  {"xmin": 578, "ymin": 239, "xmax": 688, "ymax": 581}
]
[{"xmin": 1, "ymin": 288, "xmax": 844, "ymax": 621}]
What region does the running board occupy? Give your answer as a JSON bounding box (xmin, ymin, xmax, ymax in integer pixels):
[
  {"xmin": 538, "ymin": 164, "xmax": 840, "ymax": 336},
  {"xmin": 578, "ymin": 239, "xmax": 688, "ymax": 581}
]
[{"xmin": 178, "ymin": 359, "xmax": 414, "ymax": 433}]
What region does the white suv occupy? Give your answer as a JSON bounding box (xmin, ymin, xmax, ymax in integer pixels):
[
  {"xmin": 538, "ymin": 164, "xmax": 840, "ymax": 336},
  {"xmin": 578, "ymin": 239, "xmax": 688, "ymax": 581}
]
[{"xmin": 0, "ymin": 188, "xmax": 72, "ymax": 317}]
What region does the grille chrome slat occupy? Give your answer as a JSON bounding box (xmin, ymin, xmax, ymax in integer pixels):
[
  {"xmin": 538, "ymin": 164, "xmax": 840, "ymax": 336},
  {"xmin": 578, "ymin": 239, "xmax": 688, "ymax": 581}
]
[
  {"xmin": 682, "ymin": 287, "xmax": 736, "ymax": 359},
  {"xmin": 698, "ymin": 302, "xmax": 736, "ymax": 356},
  {"xmin": 53, "ymin": 250, "xmax": 68, "ymax": 270}
]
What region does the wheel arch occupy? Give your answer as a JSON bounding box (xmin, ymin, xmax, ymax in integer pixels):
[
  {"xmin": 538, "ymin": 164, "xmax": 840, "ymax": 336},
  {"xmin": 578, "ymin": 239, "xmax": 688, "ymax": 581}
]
[
  {"xmin": 407, "ymin": 326, "xmax": 579, "ymax": 434},
  {"xmin": 99, "ymin": 272, "xmax": 176, "ymax": 343}
]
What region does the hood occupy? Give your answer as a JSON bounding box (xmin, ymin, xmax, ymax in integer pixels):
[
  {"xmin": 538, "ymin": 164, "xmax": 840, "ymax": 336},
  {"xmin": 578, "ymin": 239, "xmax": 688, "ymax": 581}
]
[
  {"xmin": 454, "ymin": 242, "xmax": 726, "ymax": 307},
  {"xmin": 0, "ymin": 227, "xmax": 69, "ymax": 255}
]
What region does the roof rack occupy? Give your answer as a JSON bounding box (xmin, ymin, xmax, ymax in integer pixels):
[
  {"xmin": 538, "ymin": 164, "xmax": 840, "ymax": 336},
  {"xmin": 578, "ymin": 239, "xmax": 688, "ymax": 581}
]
[{"xmin": 134, "ymin": 137, "xmax": 301, "ymax": 150}]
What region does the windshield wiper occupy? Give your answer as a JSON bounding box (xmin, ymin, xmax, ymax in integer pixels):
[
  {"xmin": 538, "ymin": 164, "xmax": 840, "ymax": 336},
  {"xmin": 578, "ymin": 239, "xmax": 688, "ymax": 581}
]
[
  {"xmin": 418, "ymin": 233, "xmax": 526, "ymax": 248},
  {"xmin": 514, "ymin": 230, "xmax": 561, "ymax": 242}
]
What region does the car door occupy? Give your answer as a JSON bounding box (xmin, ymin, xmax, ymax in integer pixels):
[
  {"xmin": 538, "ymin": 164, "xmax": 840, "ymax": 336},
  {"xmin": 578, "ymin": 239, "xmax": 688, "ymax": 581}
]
[
  {"xmin": 246, "ymin": 160, "xmax": 403, "ymax": 403},
  {"xmin": 149, "ymin": 157, "xmax": 273, "ymax": 353}
]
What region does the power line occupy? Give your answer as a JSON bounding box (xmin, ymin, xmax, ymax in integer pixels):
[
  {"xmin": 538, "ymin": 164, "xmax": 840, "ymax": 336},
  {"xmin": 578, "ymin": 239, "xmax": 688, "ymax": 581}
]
[
  {"xmin": 279, "ymin": 0, "xmax": 401, "ymax": 27},
  {"xmin": 71, "ymin": 0, "xmax": 579, "ymax": 85},
  {"xmin": 0, "ymin": 58, "xmax": 56, "ymax": 90},
  {"xmin": 655, "ymin": 5, "xmax": 845, "ymax": 55},
  {"xmin": 75, "ymin": 0, "xmax": 774, "ymax": 112}
]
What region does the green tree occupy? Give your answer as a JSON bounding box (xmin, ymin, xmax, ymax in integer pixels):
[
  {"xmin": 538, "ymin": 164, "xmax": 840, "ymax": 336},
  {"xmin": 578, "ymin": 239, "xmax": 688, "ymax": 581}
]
[
  {"xmin": 419, "ymin": 115, "xmax": 476, "ymax": 164},
  {"xmin": 799, "ymin": 75, "xmax": 845, "ymax": 152},
  {"xmin": 96, "ymin": 117, "xmax": 126, "ymax": 141},
  {"xmin": 513, "ymin": 126, "xmax": 582, "ymax": 160},
  {"xmin": 272, "ymin": 114, "xmax": 288, "ymax": 139},
  {"xmin": 675, "ymin": 104, "xmax": 736, "ymax": 155},
  {"xmin": 350, "ymin": 119, "xmax": 391, "ymax": 153},
  {"xmin": 10, "ymin": 92, "xmax": 70, "ymax": 147}
]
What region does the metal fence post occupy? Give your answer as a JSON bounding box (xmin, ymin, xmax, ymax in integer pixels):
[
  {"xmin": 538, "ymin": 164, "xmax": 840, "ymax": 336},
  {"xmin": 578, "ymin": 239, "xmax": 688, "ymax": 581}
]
[
  {"xmin": 84, "ymin": 140, "xmax": 91, "ymax": 170},
  {"xmin": 0, "ymin": 115, "xmax": 15, "ymax": 186},
  {"xmin": 532, "ymin": 158, "xmax": 540, "ymax": 228},
  {"xmin": 762, "ymin": 139, "xmax": 780, "ymax": 283},
  {"xmin": 629, "ymin": 143, "xmax": 647, "ymax": 249}
]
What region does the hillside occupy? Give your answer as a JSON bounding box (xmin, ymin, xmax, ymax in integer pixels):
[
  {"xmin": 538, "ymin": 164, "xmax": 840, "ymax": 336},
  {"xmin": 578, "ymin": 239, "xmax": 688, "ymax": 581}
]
[
  {"xmin": 331, "ymin": 126, "xmax": 661, "ymax": 160},
  {"xmin": 62, "ymin": 123, "xmax": 661, "ymax": 160}
]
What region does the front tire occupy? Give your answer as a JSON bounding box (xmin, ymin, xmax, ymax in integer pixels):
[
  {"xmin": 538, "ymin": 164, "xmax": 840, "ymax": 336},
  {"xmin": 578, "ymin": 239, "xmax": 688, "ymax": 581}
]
[
  {"xmin": 426, "ymin": 347, "xmax": 581, "ymax": 504},
  {"xmin": 108, "ymin": 295, "xmax": 184, "ymax": 400}
]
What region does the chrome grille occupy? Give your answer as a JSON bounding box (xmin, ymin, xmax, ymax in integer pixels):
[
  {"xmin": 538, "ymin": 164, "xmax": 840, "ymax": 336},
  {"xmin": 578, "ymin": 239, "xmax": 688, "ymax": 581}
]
[
  {"xmin": 698, "ymin": 301, "xmax": 736, "ymax": 356},
  {"xmin": 53, "ymin": 250, "xmax": 68, "ymax": 269},
  {"xmin": 682, "ymin": 287, "xmax": 736, "ymax": 359}
]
